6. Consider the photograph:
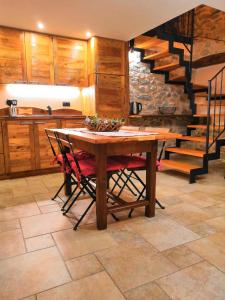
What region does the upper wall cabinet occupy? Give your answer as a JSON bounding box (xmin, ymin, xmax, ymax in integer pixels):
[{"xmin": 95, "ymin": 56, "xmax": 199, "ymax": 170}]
[
  {"xmin": 53, "ymin": 37, "xmax": 87, "ymax": 87},
  {"xmin": 25, "ymin": 32, "xmax": 54, "ymax": 85},
  {"xmin": 88, "ymin": 37, "xmax": 127, "ymax": 75},
  {"xmin": 0, "ymin": 27, "xmax": 26, "ymax": 84}
]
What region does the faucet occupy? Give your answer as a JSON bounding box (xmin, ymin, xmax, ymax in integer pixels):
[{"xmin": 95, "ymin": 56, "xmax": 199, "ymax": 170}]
[{"xmin": 47, "ymin": 106, "xmax": 52, "ymax": 115}]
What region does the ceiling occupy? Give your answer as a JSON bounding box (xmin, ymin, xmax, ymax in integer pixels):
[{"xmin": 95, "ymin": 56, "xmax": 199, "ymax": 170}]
[{"xmin": 0, "ymin": 0, "xmax": 224, "ymax": 41}]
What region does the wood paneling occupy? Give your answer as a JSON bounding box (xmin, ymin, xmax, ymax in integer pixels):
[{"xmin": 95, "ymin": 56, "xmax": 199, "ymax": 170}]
[
  {"xmin": 0, "ymin": 122, "xmax": 3, "ymax": 153},
  {"xmin": 94, "ymin": 74, "xmax": 126, "ymax": 118},
  {"xmin": 61, "ymin": 118, "xmax": 84, "ymax": 128},
  {"xmin": 88, "ymin": 37, "xmax": 126, "ymax": 75},
  {"xmin": 5, "ymin": 121, "xmax": 36, "ymax": 173},
  {"xmin": 54, "ymin": 37, "xmax": 87, "ymax": 86},
  {"xmin": 0, "ymin": 27, "xmax": 26, "ymax": 84},
  {"xmin": 34, "ymin": 119, "xmax": 59, "ymax": 169},
  {"xmin": 0, "ymin": 154, "xmax": 5, "ymax": 175},
  {"xmin": 25, "ymin": 32, "xmax": 54, "ymax": 84}
]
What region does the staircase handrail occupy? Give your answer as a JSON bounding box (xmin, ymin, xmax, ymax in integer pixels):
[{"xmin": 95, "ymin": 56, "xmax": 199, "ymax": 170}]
[{"xmin": 206, "ymin": 65, "xmax": 225, "ymax": 153}]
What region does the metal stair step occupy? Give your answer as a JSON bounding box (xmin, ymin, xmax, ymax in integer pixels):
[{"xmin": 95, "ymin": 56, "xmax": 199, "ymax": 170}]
[
  {"xmin": 161, "ymin": 159, "xmax": 201, "ymax": 174},
  {"xmin": 153, "ymin": 63, "xmax": 180, "ymax": 72},
  {"xmin": 178, "ymin": 136, "xmax": 213, "ymax": 143},
  {"xmin": 143, "ymin": 51, "xmax": 169, "ymax": 60},
  {"xmin": 165, "ymin": 147, "xmax": 205, "ymax": 157}
]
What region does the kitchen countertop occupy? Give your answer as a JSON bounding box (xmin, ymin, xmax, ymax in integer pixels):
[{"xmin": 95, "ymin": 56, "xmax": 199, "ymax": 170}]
[{"xmin": 0, "ymin": 114, "xmax": 85, "ymax": 120}]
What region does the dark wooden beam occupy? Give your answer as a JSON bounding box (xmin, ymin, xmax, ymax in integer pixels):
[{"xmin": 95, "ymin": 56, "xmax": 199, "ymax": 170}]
[{"xmin": 192, "ymin": 52, "xmax": 225, "ymax": 69}]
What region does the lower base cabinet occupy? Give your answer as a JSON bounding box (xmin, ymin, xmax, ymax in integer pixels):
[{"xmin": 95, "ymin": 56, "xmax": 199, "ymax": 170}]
[{"xmin": 2, "ymin": 117, "xmax": 84, "ymax": 175}]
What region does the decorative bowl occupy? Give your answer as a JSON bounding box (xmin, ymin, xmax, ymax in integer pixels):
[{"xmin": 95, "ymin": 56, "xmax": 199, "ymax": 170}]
[
  {"xmin": 84, "ymin": 116, "xmax": 125, "ymax": 132},
  {"xmin": 159, "ymin": 106, "xmax": 176, "ymax": 115}
]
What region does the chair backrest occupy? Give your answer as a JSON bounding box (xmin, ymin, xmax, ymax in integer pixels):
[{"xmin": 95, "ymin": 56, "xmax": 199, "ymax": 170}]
[
  {"xmin": 54, "ymin": 131, "xmax": 81, "ymax": 174},
  {"xmin": 45, "ymin": 129, "xmax": 58, "ymax": 157}
]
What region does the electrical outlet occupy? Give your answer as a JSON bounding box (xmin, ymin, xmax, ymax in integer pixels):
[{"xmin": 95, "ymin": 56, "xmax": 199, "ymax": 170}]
[{"xmin": 62, "ymin": 101, "xmax": 70, "ymax": 107}]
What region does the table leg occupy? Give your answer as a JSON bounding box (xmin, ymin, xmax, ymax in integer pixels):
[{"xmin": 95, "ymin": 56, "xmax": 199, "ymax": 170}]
[
  {"xmin": 95, "ymin": 145, "xmax": 107, "ymax": 230},
  {"xmin": 145, "ymin": 140, "xmax": 158, "ymax": 217}
]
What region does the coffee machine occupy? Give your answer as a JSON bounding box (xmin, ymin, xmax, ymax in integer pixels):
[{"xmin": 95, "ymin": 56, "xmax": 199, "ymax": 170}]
[{"xmin": 6, "ymin": 99, "xmax": 17, "ymax": 117}]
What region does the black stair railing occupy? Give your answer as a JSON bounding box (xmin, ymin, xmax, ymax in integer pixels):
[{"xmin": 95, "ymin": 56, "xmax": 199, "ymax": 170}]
[{"xmin": 206, "ymin": 66, "xmax": 225, "ymax": 153}]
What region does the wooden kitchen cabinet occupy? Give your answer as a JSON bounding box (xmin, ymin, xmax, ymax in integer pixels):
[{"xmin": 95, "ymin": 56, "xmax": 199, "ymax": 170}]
[
  {"xmin": 61, "ymin": 118, "xmax": 84, "ymax": 128},
  {"xmin": 53, "ymin": 37, "xmax": 87, "ymax": 86},
  {"xmin": 88, "ymin": 37, "xmax": 127, "ymax": 75},
  {"xmin": 92, "ymin": 74, "xmax": 126, "ymax": 118},
  {"xmin": 25, "ymin": 32, "xmax": 54, "ymax": 84},
  {"xmin": 4, "ymin": 121, "xmax": 36, "ymax": 173},
  {"xmin": 0, "ymin": 27, "xmax": 26, "ymax": 84},
  {"xmin": 34, "ymin": 119, "xmax": 59, "ymax": 169},
  {"xmin": 0, "ymin": 122, "xmax": 5, "ymax": 175}
]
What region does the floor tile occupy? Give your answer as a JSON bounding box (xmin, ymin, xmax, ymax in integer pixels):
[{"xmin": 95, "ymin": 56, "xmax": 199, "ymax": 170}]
[
  {"xmin": 162, "ymin": 245, "xmax": 203, "ymax": 269},
  {"xmin": 187, "ymin": 232, "xmax": 225, "ymax": 273},
  {"xmin": 162, "ymin": 202, "xmax": 211, "ymax": 225},
  {"xmin": 53, "ymin": 227, "xmax": 117, "ymax": 260},
  {"xmin": 66, "ymin": 254, "xmax": 103, "ymax": 280},
  {"xmin": 21, "ymin": 212, "xmax": 72, "ymax": 238},
  {"xmin": 0, "ymin": 219, "xmax": 20, "ymax": 232},
  {"xmin": 0, "ymin": 202, "xmax": 40, "ymax": 221},
  {"xmin": 96, "ymin": 242, "xmax": 177, "ymax": 292},
  {"xmin": 37, "ymin": 271, "xmax": 124, "ymax": 300},
  {"xmin": 180, "ymin": 191, "xmax": 220, "ymax": 208},
  {"xmin": 186, "ymin": 221, "xmax": 217, "ymax": 237},
  {"xmin": 0, "ymin": 229, "xmax": 25, "ymax": 259},
  {"xmin": 22, "ymin": 296, "xmax": 36, "ymax": 300},
  {"xmin": 39, "ymin": 204, "xmax": 60, "ymax": 214},
  {"xmin": 127, "ymin": 216, "xmax": 200, "ymax": 251},
  {"xmin": 25, "ymin": 234, "xmax": 55, "ymax": 252},
  {"xmin": 0, "ymin": 247, "xmax": 71, "ymax": 300},
  {"xmin": 124, "ymin": 282, "xmax": 170, "ymax": 300},
  {"xmin": 206, "ymin": 215, "xmax": 225, "ymax": 232},
  {"xmin": 157, "ymin": 261, "xmax": 225, "ymax": 300}
]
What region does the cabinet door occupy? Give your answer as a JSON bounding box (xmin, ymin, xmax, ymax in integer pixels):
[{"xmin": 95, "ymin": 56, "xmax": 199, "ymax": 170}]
[
  {"xmin": 25, "ymin": 32, "xmax": 54, "ymax": 84},
  {"xmin": 0, "ymin": 122, "xmax": 5, "ymax": 175},
  {"xmin": 94, "ymin": 37, "xmax": 126, "ymax": 75},
  {"xmin": 95, "ymin": 74, "xmax": 126, "ymax": 118},
  {"xmin": 61, "ymin": 118, "xmax": 84, "ymax": 128},
  {"xmin": 5, "ymin": 121, "xmax": 36, "ymax": 173},
  {"xmin": 53, "ymin": 37, "xmax": 87, "ymax": 87},
  {"xmin": 34, "ymin": 120, "xmax": 59, "ymax": 169},
  {"xmin": 0, "ymin": 27, "xmax": 26, "ymax": 84}
]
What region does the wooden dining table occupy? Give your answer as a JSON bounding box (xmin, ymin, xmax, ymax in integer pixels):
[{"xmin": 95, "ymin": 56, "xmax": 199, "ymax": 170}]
[{"xmin": 52, "ymin": 128, "xmax": 181, "ymax": 230}]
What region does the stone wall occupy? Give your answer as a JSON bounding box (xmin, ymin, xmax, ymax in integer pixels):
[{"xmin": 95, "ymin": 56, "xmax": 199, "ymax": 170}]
[
  {"xmin": 129, "ymin": 51, "xmax": 191, "ymax": 116},
  {"xmin": 193, "ymin": 5, "xmax": 225, "ymax": 60}
]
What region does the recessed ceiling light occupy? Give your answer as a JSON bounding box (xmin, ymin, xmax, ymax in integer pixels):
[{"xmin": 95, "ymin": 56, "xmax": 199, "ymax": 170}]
[
  {"xmin": 37, "ymin": 22, "xmax": 44, "ymax": 30},
  {"xmin": 86, "ymin": 31, "xmax": 91, "ymax": 38}
]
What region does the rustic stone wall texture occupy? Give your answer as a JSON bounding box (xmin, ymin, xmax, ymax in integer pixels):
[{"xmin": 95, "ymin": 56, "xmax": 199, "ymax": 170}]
[
  {"xmin": 129, "ymin": 52, "xmax": 191, "ymax": 116},
  {"xmin": 193, "ymin": 5, "xmax": 225, "ymax": 60}
]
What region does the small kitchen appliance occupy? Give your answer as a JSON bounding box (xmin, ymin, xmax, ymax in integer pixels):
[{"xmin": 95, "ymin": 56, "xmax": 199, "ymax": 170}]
[
  {"xmin": 130, "ymin": 101, "xmax": 143, "ymax": 115},
  {"xmin": 6, "ymin": 99, "xmax": 18, "ymax": 117}
]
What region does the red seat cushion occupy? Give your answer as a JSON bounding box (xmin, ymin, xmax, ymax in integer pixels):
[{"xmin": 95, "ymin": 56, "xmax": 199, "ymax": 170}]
[{"xmin": 115, "ymin": 155, "xmax": 146, "ymax": 169}]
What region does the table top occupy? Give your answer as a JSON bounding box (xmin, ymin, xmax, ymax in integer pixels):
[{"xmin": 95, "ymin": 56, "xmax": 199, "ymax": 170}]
[{"xmin": 51, "ymin": 128, "xmax": 181, "ymax": 144}]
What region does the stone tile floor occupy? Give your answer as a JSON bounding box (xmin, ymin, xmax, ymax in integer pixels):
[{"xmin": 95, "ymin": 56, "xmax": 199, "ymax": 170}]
[{"xmin": 0, "ymin": 159, "xmax": 224, "ymax": 299}]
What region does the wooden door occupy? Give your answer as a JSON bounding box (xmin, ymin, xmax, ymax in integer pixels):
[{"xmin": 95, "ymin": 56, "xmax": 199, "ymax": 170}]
[
  {"xmin": 95, "ymin": 74, "xmax": 126, "ymax": 118},
  {"xmin": 5, "ymin": 121, "xmax": 36, "ymax": 173},
  {"xmin": 0, "ymin": 27, "xmax": 26, "ymax": 84},
  {"xmin": 34, "ymin": 119, "xmax": 60, "ymax": 169},
  {"xmin": 53, "ymin": 37, "xmax": 87, "ymax": 86},
  {"xmin": 94, "ymin": 37, "xmax": 126, "ymax": 75},
  {"xmin": 25, "ymin": 32, "xmax": 54, "ymax": 84}
]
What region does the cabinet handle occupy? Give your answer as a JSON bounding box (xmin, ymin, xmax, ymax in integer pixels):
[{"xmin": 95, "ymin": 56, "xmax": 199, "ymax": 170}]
[
  {"xmin": 95, "ymin": 63, "xmax": 98, "ymax": 73},
  {"xmin": 20, "ymin": 122, "xmax": 33, "ymax": 125},
  {"xmin": 14, "ymin": 80, "xmax": 27, "ymax": 84},
  {"xmin": 95, "ymin": 74, "xmax": 98, "ymax": 85},
  {"xmin": 35, "ymin": 121, "xmax": 46, "ymax": 124},
  {"xmin": 29, "ymin": 81, "xmax": 39, "ymax": 85}
]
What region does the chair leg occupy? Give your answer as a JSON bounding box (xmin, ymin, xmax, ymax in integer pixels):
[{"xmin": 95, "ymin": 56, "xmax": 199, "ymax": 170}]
[
  {"xmin": 74, "ymin": 199, "xmax": 96, "ymax": 230},
  {"xmin": 156, "ymin": 199, "xmax": 165, "ymax": 209},
  {"xmin": 51, "ymin": 179, "xmax": 67, "ymax": 201},
  {"xmin": 61, "ymin": 184, "xmax": 79, "ymax": 211},
  {"xmin": 63, "ymin": 186, "xmax": 85, "ymax": 215}
]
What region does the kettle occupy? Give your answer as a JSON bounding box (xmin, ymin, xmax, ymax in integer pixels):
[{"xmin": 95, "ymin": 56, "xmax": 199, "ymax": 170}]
[{"xmin": 130, "ymin": 101, "xmax": 143, "ymax": 115}]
